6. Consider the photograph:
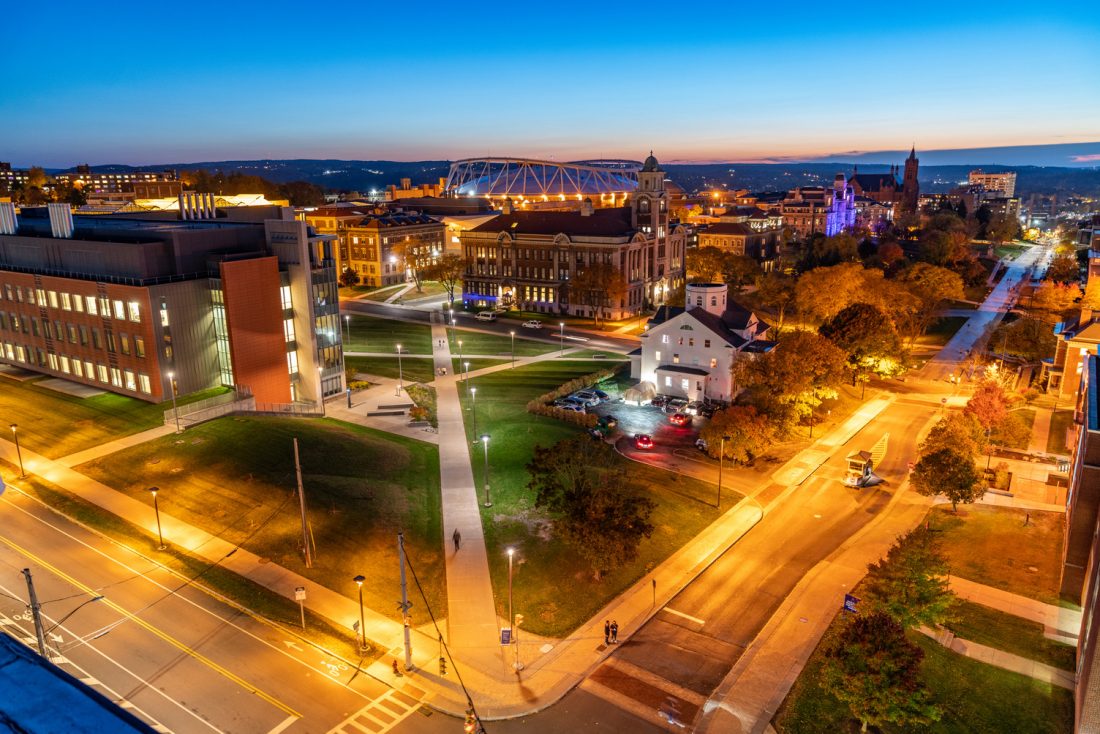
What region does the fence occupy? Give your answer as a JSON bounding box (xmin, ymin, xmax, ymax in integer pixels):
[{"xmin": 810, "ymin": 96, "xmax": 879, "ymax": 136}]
[{"xmin": 163, "ymin": 387, "xmax": 253, "ymax": 429}]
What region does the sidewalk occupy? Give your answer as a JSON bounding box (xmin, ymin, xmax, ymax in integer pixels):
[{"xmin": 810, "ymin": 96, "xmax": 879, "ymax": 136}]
[
  {"xmin": 1028, "ymin": 404, "xmax": 1054, "ymax": 455},
  {"xmin": 917, "ymin": 626, "xmax": 1074, "ymax": 690},
  {"xmin": 949, "ymin": 577, "xmax": 1081, "ymax": 639}
]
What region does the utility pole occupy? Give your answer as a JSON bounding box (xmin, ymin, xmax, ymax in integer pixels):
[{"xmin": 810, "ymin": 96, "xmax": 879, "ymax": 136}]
[
  {"xmin": 22, "ymin": 568, "xmax": 47, "ymax": 657},
  {"xmin": 397, "ymin": 533, "xmax": 413, "ymax": 670},
  {"xmin": 294, "ymin": 438, "xmax": 313, "ymax": 568}
]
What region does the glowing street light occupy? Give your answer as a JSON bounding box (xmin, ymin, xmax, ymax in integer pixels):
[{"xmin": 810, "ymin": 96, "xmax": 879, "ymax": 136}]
[
  {"xmin": 9, "ymin": 424, "xmax": 25, "ymax": 478},
  {"xmin": 148, "ymin": 486, "xmax": 166, "ymax": 550},
  {"xmin": 559, "ymin": 322, "xmax": 565, "ymax": 356},
  {"xmin": 344, "ymin": 314, "xmax": 351, "ymax": 342},
  {"xmin": 396, "ymin": 344, "xmax": 404, "ymax": 396},
  {"xmin": 481, "ymin": 434, "xmax": 492, "ymax": 507},
  {"xmin": 508, "ymin": 547, "xmax": 522, "ymax": 671},
  {"xmin": 470, "ymin": 387, "xmax": 478, "ymax": 444},
  {"xmin": 167, "ymin": 371, "xmax": 181, "ymax": 434},
  {"xmin": 510, "ymin": 330, "xmax": 516, "ymax": 369},
  {"xmin": 353, "ymin": 574, "xmax": 368, "ymax": 654}
]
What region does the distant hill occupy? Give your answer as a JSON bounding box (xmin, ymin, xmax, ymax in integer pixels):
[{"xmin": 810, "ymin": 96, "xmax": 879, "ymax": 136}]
[{"xmin": 48, "ymin": 158, "xmax": 1100, "ymax": 198}]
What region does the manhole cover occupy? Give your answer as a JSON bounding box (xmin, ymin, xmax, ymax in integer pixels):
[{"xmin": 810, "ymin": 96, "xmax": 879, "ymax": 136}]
[
  {"xmin": 1028, "ymin": 566, "xmax": 1039, "ymax": 573},
  {"xmin": 170, "ymin": 467, "xmax": 183, "ymax": 473}
]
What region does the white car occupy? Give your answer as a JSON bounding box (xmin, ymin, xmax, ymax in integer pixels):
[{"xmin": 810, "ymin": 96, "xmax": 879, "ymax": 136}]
[{"xmin": 522, "ymin": 320, "xmax": 542, "ymax": 329}]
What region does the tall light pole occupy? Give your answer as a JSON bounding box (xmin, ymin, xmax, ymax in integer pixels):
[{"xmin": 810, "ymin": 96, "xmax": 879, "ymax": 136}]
[
  {"xmin": 510, "ymin": 330, "xmax": 516, "ymax": 369},
  {"xmin": 457, "ymin": 339, "xmax": 464, "ymax": 374},
  {"xmin": 464, "ymin": 361, "xmax": 471, "ymax": 395},
  {"xmin": 344, "ymin": 314, "xmax": 351, "ymax": 343},
  {"xmin": 9, "ymin": 424, "xmax": 25, "ymax": 478},
  {"xmin": 353, "ymin": 574, "xmax": 368, "ymax": 654},
  {"xmin": 168, "ymin": 371, "xmax": 181, "ymax": 434},
  {"xmin": 509, "ymin": 547, "xmax": 521, "ymax": 670},
  {"xmin": 149, "ymin": 486, "xmax": 166, "ymax": 550},
  {"xmin": 470, "ymin": 387, "xmax": 478, "ymax": 443},
  {"xmin": 559, "ymin": 322, "xmax": 565, "ymax": 356},
  {"xmin": 716, "ymin": 436, "xmax": 729, "ymax": 509},
  {"xmin": 481, "ymin": 434, "xmax": 492, "ymax": 507},
  {"xmin": 396, "ymin": 343, "xmax": 404, "ymax": 396},
  {"xmin": 318, "ymin": 365, "xmax": 326, "ymax": 417}
]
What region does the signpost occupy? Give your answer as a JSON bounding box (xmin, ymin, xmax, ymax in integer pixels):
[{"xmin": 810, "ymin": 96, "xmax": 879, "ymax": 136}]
[
  {"xmin": 295, "ymin": 586, "xmax": 307, "ymax": 629},
  {"xmin": 500, "ymin": 628, "xmax": 512, "ymax": 646},
  {"xmin": 843, "ymin": 594, "xmax": 860, "ymax": 614}
]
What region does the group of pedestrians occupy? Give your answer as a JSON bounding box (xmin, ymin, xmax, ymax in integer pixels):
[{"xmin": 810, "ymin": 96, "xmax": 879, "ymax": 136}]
[{"xmin": 603, "ymin": 619, "xmax": 619, "ymax": 644}]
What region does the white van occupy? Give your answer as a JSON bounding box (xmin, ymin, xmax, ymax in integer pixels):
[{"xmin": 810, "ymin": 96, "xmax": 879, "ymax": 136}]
[{"xmin": 475, "ymin": 311, "xmax": 497, "ymax": 322}]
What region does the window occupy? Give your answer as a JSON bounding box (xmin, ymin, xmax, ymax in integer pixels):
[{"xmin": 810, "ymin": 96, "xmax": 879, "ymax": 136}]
[
  {"xmin": 99, "ymin": 297, "xmax": 110, "ymax": 317},
  {"xmin": 61, "ymin": 293, "xmax": 72, "ymax": 311},
  {"xmin": 134, "ymin": 336, "xmax": 145, "ymax": 358},
  {"xmin": 67, "ymin": 324, "xmax": 78, "ymax": 343},
  {"xmin": 664, "ymin": 376, "xmax": 672, "ymax": 387},
  {"xmin": 92, "ymin": 329, "xmax": 102, "ymax": 349},
  {"xmin": 688, "ymin": 338, "xmax": 694, "ymax": 347},
  {"xmin": 681, "ymin": 378, "xmax": 690, "ymax": 391},
  {"xmin": 85, "ymin": 296, "xmax": 98, "ymax": 315},
  {"xmin": 110, "ymin": 367, "xmax": 122, "ymax": 387},
  {"xmin": 128, "ymin": 302, "xmax": 141, "ymax": 322},
  {"xmin": 139, "ymin": 373, "xmax": 151, "ymax": 394},
  {"xmin": 36, "ymin": 289, "xmax": 46, "ymax": 305},
  {"xmin": 283, "ymin": 319, "xmax": 296, "ymax": 342},
  {"xmin": 112, "ymin": 300, "xmax": 125, "ymax": 320},
  {"xmin": 673, "ymin": 353, "xmax": 680, "ymax": 364},
  {"xmin": 704, "ymin": 340, "xmax": 711, "ymax": 348},
  {"xmin": 48, "ymin": 291, "xmax": 59, "ymax": 308},
  {"xmin": 73, "ymin": 360, "xmax": 83, "ymax": 377},
  {"xmin": 280, "ymin": 286, "xmax": 293, "ymax": 310},
  {"xmin": 73, "ymin": 295, "xmax": 83, "ymax": 313},
  {"xmin": 661, "ymin": 334, "xmax": 669, "ymax": 344},
  {"xmin": 59, "ymin": 356, "xmax": 71, "ymax": 374},
  {"xmin": 84, "ymin": 360, "xmax": 94, "ymax": 378},
  {"xmin": 47, "ymin": 353, "xmax": 58, "ymax": 370},
  {"xmin": 655, "ymin": 350, "xmax": 662, "ymax": 362},
  {"xmin": 96, "ymin": 364, "xmax": 108, "ymax": 383},
  {"xmin": 119, "ymin": 333, "xmax": 130, "ymax": 356},
  {"xmin": 124, "ymin": 369, "xmax": 136, "ymax": 391},
  {"xmin": 710, "ymin": 358, "xmax": 718, "ymax": 368},
  {"xmin": 287, "ymin": 351, "xmax": 299, "ymax": 375}
]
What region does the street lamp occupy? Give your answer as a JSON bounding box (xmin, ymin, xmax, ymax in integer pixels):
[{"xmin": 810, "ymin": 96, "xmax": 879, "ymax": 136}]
[
  {"xmin": 481, "ymin": 434, "xmax": 492, "ymax": 507},
  {"xmin": 148, "ymin": 486, "xmax": 166, "ymax": 550},
  {"xmin": 508, "ymin": 547, "xmax": 522, "ymax": 671},
  {"xmin": 510, "ymin": 330, "xmax": 516, "ymax": 369},
  {"xmin": 457, "ymin": 339, "xmax": 464, "ymax": 373},
  {"xmin": 9, "ymin": 424, "xmax": 25, "ymax": 478},
  {"xmin": 470, "ymin": 387, "xmax": 478, "ymax": 442},
  {"xmin": 559, "ymin": 322, "xmax": 565, "ymax": 356},
  {"xmin": 167, "ymin": 371, "xmax": 181, "ymax": 434},
  {"xmin": 353, "ymin": 574, "xmax": 368, "ymax": 654},
  {"xmin": 344, "ymin": 314, "xmax": 351, "ymax": 343},
  {"xmin": 716, "ymin": 436, "xmax": 730, "ymax": 508},
  {"xmin": 396, "ymin": 344, "xmax": 404, "ymax": 396},
  {"xmin": 464, "ymin": 361, "xmax": 471, "ymax": 394},
  {"xmin": 318, "ymin": 365, "xmax": 326, "ymax": 417}
]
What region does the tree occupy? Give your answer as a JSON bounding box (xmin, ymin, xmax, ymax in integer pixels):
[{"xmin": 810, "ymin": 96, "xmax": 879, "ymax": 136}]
[
  {"xmin": 686, "ymin": 246, "xmax": 729, "ymax": 283},
  {"xmin": 991, "ymin": 411, "xmax": 1032, "ymax": 449},
  {"xmin": 723, "ymin": 255, "xmax": 761, "ymax": 294},
  {"xmin": 865, "ymin": 527, "xmax": 955, "ymax": 630},
  {"xmin": 1029, "ymin": 281, "xmax": 1078, "ymax": 323},
  {"xmin": 339, "ymin": 268, "xmax": 360, "ymax": 287},
  {"xmin": 877, "ymin": 241, "xmax": 906, "ymax": 270},
  {"xmin": 754, "ymin": 273, "xmax": 796, "ymax": 335},
  {"xmin": 819, "ymin": 303, "xmax": 906, "ymax": 382},
  {"xmin": 570, "ymin": 261, "xmax": 626, "ymax": 325},
  {"xmin": 804, "ymin": 232, "xmax": 860, "ymax": 268},
  {"xmin": 920, "ymin": 412, "xmax": 987, "ymax": 457},
  {"xmin": 965, "ymin": 383, "xmax": 1009, "ymax": 434},
  {"xmin": 526, "ymin": 438, "xmax": 655, "ymax": 579},
  {"xmin": 988, "ymin": 213, "xmax": 1019, "ymax": 245},
  {"xmin": 279, "ymin": 180, "xmax": 325, "ymax": 207},
  {"xmin": 423, "ymin": 253, "xmax": 465, "ymax": 305},
  {"xmin": 991, "ymin": 316, "xmax": 1057, "ymax": 363},
  {"xmin": 698, "ymin": 405, "xmax": 773, "ymax": 464},
  {"xmin": 820, "ymin": 612, "xmax": 940, "ymax": 733},
  {"xmin": 795, "ymin": 262, "xmax": 869, "ymax": 323},
  {"xmin": 1046, "ymin": 254, "xmax": 1081, "ymax": 284},
  {"xmin": 911, "ymin": 447, "xmax": 984, "ymax": 512},
  {"xmin": 896, "ymin": 263, "xmax": 965, "ymax": 339}
]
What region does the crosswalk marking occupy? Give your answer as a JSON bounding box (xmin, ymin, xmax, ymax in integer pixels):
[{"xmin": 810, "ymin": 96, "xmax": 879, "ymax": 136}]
[{"xmin": 326, "ymin": 689, "xmax": 421, "ymax": 734}]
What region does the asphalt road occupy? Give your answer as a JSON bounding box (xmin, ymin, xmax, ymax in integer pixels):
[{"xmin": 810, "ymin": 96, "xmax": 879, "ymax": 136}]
[{"xmin": 0, "ymin": 487, "xmax": 409, "ymax": 734}]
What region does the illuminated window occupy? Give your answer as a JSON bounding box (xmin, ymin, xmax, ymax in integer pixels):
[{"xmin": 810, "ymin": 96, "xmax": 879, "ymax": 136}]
[
  {"xmin": 36, "ymin": 289, "xmax": 47, "ymax": 305},
  {"xmin": 124, "ymin": 369, "xmax": 136, "ymax": 391},
  {"xmin": 655, "ymin": 350, "xmax": 661, "ymax": 362},
  {"xmin": 286, "ymin": 350, "xmax": 299, "ymax": 375},
  {"xmin": 110, "ymin": 367, "xmax": 122, "ymax": 387},
  {"xmin": 100, "ymin": 297, "xmax": 110, "ymax": 317},
  {"xmin": 134, "ymin": 336, "xmax": 145, "ymax": 358},
  {"xmin": 280, "ymin": 286, "xmax": 293, "ymax": 310},
  {"xmin": 112, "ymin": 300, "xmax": 125, "ymax": 320},
  {"xmin": 85, "ymin": 296, "xmax": 98, "ymax": 315},
  {"xmin": 73, "ymin": 295, "xmax": 83, "ymax": 313},
  {"xmin": 128, "ymin": 302, "xmax": 141, "ymax": 322},
  {"xmin": 47, "ymin": 353, "xmax": 58, "ymax": 370},
  {"xmin": 97, "ymin": 364, "xmax": 109, "ymax": 383},
  {"xmin": 673, "ymin": 354, "xmax": 680, "ymax": 364},
  {"xmin": 61, "ymin": 293, "xmax": 72, "ymax": 311},
  {"xmin": 139, "ymin": 373, "xmax": 151, "ymax": 394},
  {"xmin": 160, "ymin": 303, "xmax": 170, "ymax": 327},
  {"xmin": 59, "ymin": 356, "xmax": 71, "ymax": 374},
  {"xmin": 73, "ymin": 360, "xmax": 83, "ymax": 378},
  {"xmin": 710, "ymin": 358, "xmax": 718, "ymax": 368},
  {"xmin": 48, "ymin": 291, "xmax": 59, "ymax": 308},
  {"xmin": 664, "ymin": 375, "xmax": 671, "ymax": 387}
]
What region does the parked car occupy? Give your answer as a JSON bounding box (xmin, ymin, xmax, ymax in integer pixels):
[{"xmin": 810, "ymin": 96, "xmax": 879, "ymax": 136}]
[
  {"xmin": 664, "ymin": 398, "xmax": 688, "ymax": 414},
  {"xmin": 591, "ymin": 389, "xmax": 611, "ymax": 402},
  {"xmin": 698, "ymin": 404, "xmax": 717, "ymax": 418},
  {"xmin": 598, "ymin": 414, "xmax": 619, "ymax": 429},
  {"xmin": 586, "ymin": 427, "xmax": 605, "ymax": 440},
  {"xmin": 650, "ymin": 396, "xmax": 669, "ymax": 408},
  {"xmin": 476, "ymin": 311, "xmax": 498, "ymax": 322},
  {"xmin": 557, "ymin": 402, "xmax": 585, "ymax": 413},
  {"xmin": 522, "ymin": 319, "xmax": 542, "ymax": 329},
  {"xmin": 669, "ymin": 412, "xmax": 691, "ymax": 427},
  {"xmin": 685, "ymin": 401, "xmax": 704, "ymax": 416},
  {"xmin": 572, "ymin": 391, "xmax": 601, "ymax": 407},
  {"xmin": 695, "ymin": 438, "xmax": 708, "ymax": 452},
  {"xmin": 634, "ymin": 434, "xmax": 654, "ymax": 450}
]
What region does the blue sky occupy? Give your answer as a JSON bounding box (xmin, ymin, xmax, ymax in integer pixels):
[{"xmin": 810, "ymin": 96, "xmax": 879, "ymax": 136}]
[{"xmin": 2, "ymin": 1, "xmax": 1098, "ymax": 167}]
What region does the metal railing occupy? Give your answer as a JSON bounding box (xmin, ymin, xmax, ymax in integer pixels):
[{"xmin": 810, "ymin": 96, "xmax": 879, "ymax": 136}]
[{"xmin": 163, "ymin": 387, "xmax": 251, "ymax": 427}]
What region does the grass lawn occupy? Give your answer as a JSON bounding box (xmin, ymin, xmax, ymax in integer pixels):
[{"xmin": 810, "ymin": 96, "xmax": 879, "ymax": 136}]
[
  {"xmin": 362, "ymin": 284, "xmax": 407, "ymax": 302},
  {"xmin": 76, "ymin": 416, "xmax": 444, "ymax": 622},
  {"xmin": 400, "ymin": 281, "xmax": 448, "ymax": 301},
  {"xmin": 0, "ymin": 377, "xmax": 228, "ymax": 459},
  {"xmin": 917, "ymin": 316, "xmax": 969, "ymax": 348},
  {"xmin": 1003, "ymin": 407, "xmax": 1037, "ymax": 450},
  {"xmin": 456, "ymin": 360, "xmax": 738, "ymax": 637},
  {"xmin": 995, "ymin": 244, "xmax": 1030, "ymax": 260},
  {"xmin": 947, "ymin": 599, "xmax": 1075, "ymax": 671},
  {"xmin": 346, "ymin": 355, "xmax": 437, "ymax": 384},
  {"xmin": 454, "ymin": 358, "xmax": 510, "ymax": 376},
  {"xmin": 344, "ymin": 314, "xmax": 432, "ymax": 354},
  {"xmin": 449, "ymin": 329, "xmax": 557, "ymax": 358},
  {"xmin": 1048, "ymin": 409, "xmax": 1074, "ymax": 455},
  {"xmin": 774, "ymin": 625, "xmax": 1073, "ymax": 733},
  {"xmin": 6, "ymin": 461, "xmax": 369, "ymax": 662},
  {"xmin": 965, "ymin": 284, "xmax": 991, "ymax": 302},
  {"xmin": 932, "ymin": 506, "xmax": 1065, "ymax": 605}
]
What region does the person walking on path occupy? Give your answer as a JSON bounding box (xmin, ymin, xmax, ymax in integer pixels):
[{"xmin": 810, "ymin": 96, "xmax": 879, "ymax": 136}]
[
  {"xmin": 604, "ymin": 620, "xmax": 611, "ymax": 645},
  {"xmin": 453, "ymin": 527, "xmax": 461, "ymax": 552},
  {"xmin": 611, "ymin": 620, "xmax": 619, "ymax": 643}
]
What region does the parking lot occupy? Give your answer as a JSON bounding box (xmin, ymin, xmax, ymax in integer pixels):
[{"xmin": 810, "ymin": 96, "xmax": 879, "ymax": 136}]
[{"xmin": 589, "ymin": 399, "xmax": 704, "ymax": 454}]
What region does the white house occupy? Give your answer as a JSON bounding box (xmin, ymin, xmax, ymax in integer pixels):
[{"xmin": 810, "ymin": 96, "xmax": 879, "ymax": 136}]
[{"xmin": 630, "ymin": 283, "xmax": 775, "ymax": 402}]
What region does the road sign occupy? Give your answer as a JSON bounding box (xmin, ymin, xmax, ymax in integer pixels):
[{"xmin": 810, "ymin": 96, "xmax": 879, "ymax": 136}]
[
  {"xmin": 843, "ymin": 594, "xmax": 860, "ymax": 614},
  {"xmin": 500, "ymin": 628, "xmax": 512, "ymax": 645},
  {"xmin": 294, "ymin": 586, "xmax": 307, "ymax": 601}
]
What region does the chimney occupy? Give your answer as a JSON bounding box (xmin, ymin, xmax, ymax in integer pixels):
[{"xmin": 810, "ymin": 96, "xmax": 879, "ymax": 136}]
[
  {"xmin": 0, "ymin": 202, "xmax": 17, "ymax": 235},
  {"xmin": 501, "ymin": 197, "xmax": 514, "ymax": 215},
  {"xmin": 580, "ymin": 198, "xmax": 594, "ymax": 216},
  {"xmin": 400, "ymin": 178, "xmax": 411, "ymax": 190},
  {"xmin": 47, "ymin": 202, "xmax": 74, "ymax": 238}
]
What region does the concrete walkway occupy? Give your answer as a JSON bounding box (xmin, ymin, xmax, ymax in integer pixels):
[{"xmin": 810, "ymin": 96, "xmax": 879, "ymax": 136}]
[
  {"xmin": 918, "ymin": 626, "xmax": 1074, "ymax": 690},
  {"xmin": 384, "ymin": 282, "xmax": 417, "ymax": 304},
  {"xmin": 1028, "ymin": 405, "xmax": 1054, "ymax": 455},
  {"xmin": 950, "ymin": 576, "xmax": 1081, "ymax": 640}
]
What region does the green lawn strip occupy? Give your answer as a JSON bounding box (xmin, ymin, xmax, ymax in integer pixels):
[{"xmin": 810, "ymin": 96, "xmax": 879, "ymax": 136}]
[
  {"xmin": 5, "ymin": 462, "xmax": 368, "ymax": 662},
  {"xmin": 361, "ymin": 284, "xmax": 407, "ymax": 302},
  {"xmin": 774, "ymin": 625, "xmax": 1073, "ymax": 733},
  {"xmin": 456, "ymin": 360, "xmax": 736, "ymax": 637},
  {"xmin": 449, "ymin": 329, "xmax": 557, "ymax": 358},
  {"xmin": 0, "ymin": 379, "xmax": 228, "ymax": 459},
  {"xmin": 344, "ymin": 314, "xmax": 432, "ymax": 354},
  {"xmin": 565, "ymin": 349, "xmax": 630, "ymax": 360},
  {"xmin": 916, "ymin": 316, "xmax": 969, "ymax": 347},
  {"xmin": 1002, "ymin": 407, "xmax": 1037, "ymax": 450},
  {"xmin": 932, "ymin": 506, "xmax": 1064, "ymax": 606},
  {"xmin": 75, "ymin": 416, "xmax": 445, "ymax": 623},
  {"xmin": 405, "ymin": 384, "xmax": 438, "ymax": 427},
  {"xmin": 345, "ymin": 355, "xmax": 436, "ymax": 385},
  {"xmin": 1048, "ymin": 410, "xmax": 1074, "ymax": 455},
  {"xmin": 946, "ymin": 599, "xmax": 1075, "ymax": 670},
  {"xmin": 400, "ymin": 281, "xmax": 448, "ymax": 301}
]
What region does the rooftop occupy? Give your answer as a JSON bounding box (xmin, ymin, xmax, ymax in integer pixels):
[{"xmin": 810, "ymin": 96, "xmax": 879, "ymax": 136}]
[{"xmin": 470, "ymin": 207, "xmax": 635, "ymax": 238}]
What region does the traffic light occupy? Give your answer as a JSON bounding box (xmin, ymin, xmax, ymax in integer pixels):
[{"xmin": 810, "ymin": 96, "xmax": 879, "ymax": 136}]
[
  {"xmin": 464, "ymin": 709, "xmax": 477, "ymax": 734},
  {"xmin": 439, "ymin": 655, "xmax": 447, "ymax": 675}
]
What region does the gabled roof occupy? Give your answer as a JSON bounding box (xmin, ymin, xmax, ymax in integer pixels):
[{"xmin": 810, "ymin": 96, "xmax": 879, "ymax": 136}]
[
  {"xmin": 702, "ymin": 222, "xmax": 755, "ymax": 236},
  {"xmin": 647, "ymin": 300, "xmax": 769, "ymax": 349},
  {"xmin": 469, "ymin": 207, "xmax": 635, "ymax": 237},
  {"xmin": 656, "ymin": 364, "xmax": 709, "ymax": 376},
  {"xmin": 850, "ymin": 173, "xmax": 898, "ymax": 192}
]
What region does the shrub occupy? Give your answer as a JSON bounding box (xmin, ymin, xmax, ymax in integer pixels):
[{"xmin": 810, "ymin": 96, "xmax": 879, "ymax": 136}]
[{"xmin": 524, "ymin": 365, "xmax": 623, "ymax": 428}]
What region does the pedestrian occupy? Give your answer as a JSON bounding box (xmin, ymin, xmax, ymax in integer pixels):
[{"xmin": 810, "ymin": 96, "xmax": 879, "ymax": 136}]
[
  {"xmin": 392, "ymin": 659, "xmax": 400, "ymax": 676},
  {"xmin": 610, "ymin": 620, "xmax": 619, "ymax": 643},
  {"xmin": 453, "ymin": 527, "xmax": 461, "ymax": 551},
  {"xmin": 604, "ymin": 620, "xmax": 610, "ymax": 645}
]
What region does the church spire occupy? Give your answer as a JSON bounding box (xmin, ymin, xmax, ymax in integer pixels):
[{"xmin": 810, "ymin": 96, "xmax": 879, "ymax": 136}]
[{"xmin": 909, "ymin": 145, "xmax": 916, "ymax": 159}]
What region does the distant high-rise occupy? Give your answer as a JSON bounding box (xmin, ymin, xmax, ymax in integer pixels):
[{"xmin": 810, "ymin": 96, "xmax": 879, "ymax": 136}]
[{"xmin": 968, "ymin": 169, "xmax": 1017, "ymax": 198}]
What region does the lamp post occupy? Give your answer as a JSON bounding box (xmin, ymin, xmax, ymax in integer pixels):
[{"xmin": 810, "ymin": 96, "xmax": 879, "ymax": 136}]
[
  {"xmin": 396, "ymin": 344, "xmax": 404, "ymax": 396},
  {"xmin": 9, "ymin": 424, "xmax": 25, "ymax": 479},
  {"xmin": 457, "ymin": 339, "xmax": 464, "ymax": 374},
  {"xmin": 353, "ymin": 574, "xmax": 368, "ymax": 654},
  {"xmin": 464, "ymin": 361, "xmax": 471, "ymax": 394},
  {"xmin": 168, "ymin": 371, "xmax": 181, "ymax": 434},
  {"xmin": 481, "ymin": 434, "xmax": 492, "ymax": 507},
  {"xmin": 344, "ymin": 314, "xmax": 351, "ymax": 343},
  {"xmin": 510, "ymin": 330, "xmax": 516, "ymax": 369},
  {"xmin": 470, "ymin": 387, "xmax": 478, "ymax": 443},
  {"xmin": 318, "ymin": 365, "xmax": 326, "ymax": 417},
  {"xmin": 508, "ymin": 547, "xmax": 522, "ymax": 670},
  {"xmin": 716, "ymin": 436, "xmax": 730, "ymax": 509},
  {"xmin": 559, "ymin": 322, "xmax": 565, "ymax": 356},
  {"xmin": 149, "ymin": 486, "xmax": 166, "ymax": 550}
]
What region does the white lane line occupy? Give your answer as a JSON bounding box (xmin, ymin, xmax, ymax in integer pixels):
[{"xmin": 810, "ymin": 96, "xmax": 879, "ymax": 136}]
[
  {"xmin": 266, "ymin": 715, "xmax": 300, "ymax": 734},
  {"xmin": 662, "ymin": 607, "xmax": 706, "ymax": 626}
]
